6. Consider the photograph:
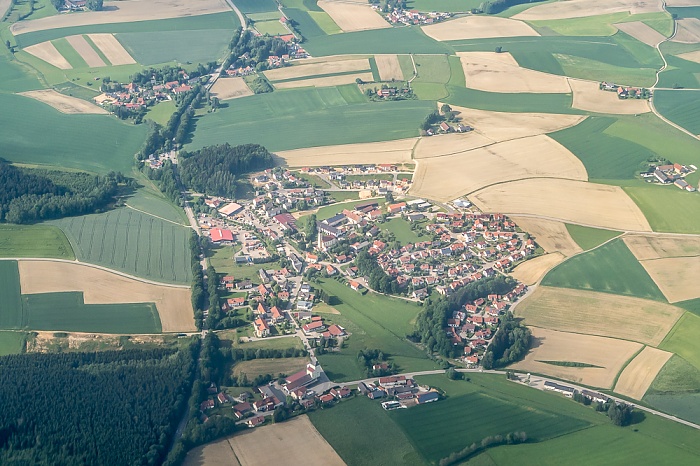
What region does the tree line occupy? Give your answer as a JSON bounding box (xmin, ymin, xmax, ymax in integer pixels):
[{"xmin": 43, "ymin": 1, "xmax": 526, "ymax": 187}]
[
  {"xmin": 0, "ymin": 346, "xmax": 196, "ymax": 466},
  {"xmin": 481, "ymin": 0, "xmax": 539, "ymax": 15},
  {"xmin": 0, "ymin": 159, "xmax": 125, "ymax": 224}
]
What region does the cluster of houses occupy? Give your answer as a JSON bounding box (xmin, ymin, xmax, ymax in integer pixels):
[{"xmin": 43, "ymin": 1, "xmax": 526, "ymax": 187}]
[
  {"xmin": 379, "ymin": 7, "xmax": 453, "ymax": 26},
  {"xmin": 544, "ymin": 381, "xmax": 610, "ymax": 404},
  {"xmin": 224, "ymin": 40, "xmax": 308, "ymax": 77},
  {"xmin": 599, "ymin": 82, "xmax": 652, "ymax": 100},
  {"xmin": 426, "ymin": 121, "xmax": 472, "ymax": 136},
  {"xmin": 643, "ymin": 162, "xmax": 698, "ymax": 192},
  {"xmin": 358, "ymin": 375, "xmax": 440, "ymax": 407},
  {"xmin": 94, "ymin": 71, "xmax": 202, "ymax": 110}
]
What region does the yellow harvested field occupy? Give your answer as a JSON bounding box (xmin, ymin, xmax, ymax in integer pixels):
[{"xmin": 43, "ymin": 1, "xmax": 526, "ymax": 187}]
[
  {"xmin": 87, "ymin": 34, "xmax": 135, "ymax": 65},
  {"xmin": 265, "ymin": 58, "xmax": 370, "ymax": 81},
  {"xmin": 11, "ymin": 0, "xmax": 230, "ymax": 35},
  {"xmin": 445, "ymin": 104, "xmax": 586, "ymax": 143},
  {"xmin": 210, "ymin": 77, "xmax": 253, "ymax": 100},
  {"xmin": 471, "ymin": 178, "xmax": 652, "ymax": 231},
  {"xmin": 274, "ymin": 72, "xmax": 374, "ymax": 89},
  {"xmin": 19, "ymin": 90, "xmax": 108, "ymax": 114},
  {"xmin": 17, "ymin": 260, "xmax": 195, "ymax": 332},
  {"xmin": 614, "ymin": 21, "xmax": 667, "ymax": 46},
  {"xmin": 512, "ymin": 327, "xmax": 643, "ymax": 388},
  {"xmin": 677, "ymin": 49, "xmax": 700, "ymax": 64},
  {"xmin": 413, "ymin": 132, "xmax": 494, "ymax": 159},
  {"xmin": 24, "ymin": 41, "xmax": 72, "ymax": 69},
  {"xmin": 672, "ymin": 18, "xmax": 700, "ymax": 43},
  {"xmin": 228, "ymin": 415, "xmax": 345, "ymax": 466},
  {"xmin": 568, "ymin": 78, "xmax": 650, "ymax": 114},
  {"xmin": 183, "ymin": 437, "xmax": 241, "ymax": 466},
  {"xmin": 458, "ymin": 52, "xmax": 571, "ymax": 94},
  {"xmin": 318, "ymin": 0, "xmax": 389, "ymax": 32},
  {"xmin": 641, "ymin": 256, "xmax": 700, "ymax": 302},
  {"xmin": 509, "ymin": 217, "xmax": 582, "ymax": 256},
  {"xmin": 410, "ymin": 135, "xmax": 587, "ymax": 201},
  {"xmin": 514, "ymin": 0, "xmax": 662, "ymax": 20},
  {"xmin": 422, "ymin": 16, "xmax": 539, "ymax": 41},
  {"xmin": 515, "ymin": 286, "xmax": 683, "ymax": 346},
  {"xmin": 614, "ymin": 346, "xmax": 673, "ymax": 399},
  {"xmin": 66, "ymin": 35, "xmax": 106, "ymax": 67},
  {"xmin": 375, "ymin": 54, "xmax": 404, "ymax": 81},
  {"xmin": 510, "ymin": 253, "xmax": 565, "ymax": 285},
  {"xmin": 232, "ymin": 357, "xmax": 309, "ymax": 378},
  {"xmin": 275, "ymin": 138, "xmax": 416, "ymax": 167},
  {"xmin": 623, "ymin": 234, "xmax": 700, "ymax": 260}
]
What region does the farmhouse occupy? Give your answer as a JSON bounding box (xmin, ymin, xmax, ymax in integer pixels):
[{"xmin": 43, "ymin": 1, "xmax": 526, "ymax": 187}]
[
  {"xmin": 543, "ymin": 381, "xmax": 575, "ymax": 397},
  {"xmin": 210, "ymin": 228, "xmax": 234, "ymax": 243}
]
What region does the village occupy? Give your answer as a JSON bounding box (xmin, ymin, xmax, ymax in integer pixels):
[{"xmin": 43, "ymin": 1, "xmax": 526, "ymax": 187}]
[{"xmin": 376, "ymin": 6, "xmax": 453, "ymax": 26}]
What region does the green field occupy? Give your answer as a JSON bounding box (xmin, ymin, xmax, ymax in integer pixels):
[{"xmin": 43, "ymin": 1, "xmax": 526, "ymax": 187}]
[
  {"xmin": 145, "ymin": 100, "xmax": 177, "ymax": 125},
  {"xmin": 315, "ymin": 198, "xmax": 383, "ymax": 220},
  {"xmin": 52, "ymin": 37, "xmax": 88, "ymax": 68},
  {"xmin": 328, "ymin": 191, "xmax": 360, "ymax": 202},
  {"xmin": 189, "ymin": 87, "xmax": 433, "ymax": 152},
  {"xmin": 295, "ymin": 172, "xmax": 331, "ymax": 189},
  {"xmin": 661, "ymin": 312, "xmax": 700, "ymax": 371},
  {"xmin": 405, "ymin": 0, "xmax": 482, "ymax": 12},
  {"xmin": 646, "ymin": 355, "xmax": 700, "ymax": 396},
  {"xmin": 125, "ymin": 184, "xmax": 189, "ymax": 225},
  {"xmin": 254, "ymin": 20, "xmax": 289, "ymax": 36},
  {"xmin": 314, "ymin": 278, "xmax": 438, "ymax": 381},
  {"xmin": 541, "ymin": 239, "xmax": 666, "ymax": 301},
  {"xmin": 0, "ymin": 261, "xmax": 23, "ymax": 329},
  {"xmin": 117, "ymin": 29, "xmax": 232, "ymax": 65},
  {"xmin": 49, "ymin": 208, "xmax": 192, "ymax": 284},
  {"xmin": 564, "ymin": 224, "xmax": 621, "ymax": 251},
  {"xmin": 20, "ymin": 292, "xmax": 162, "ymax": 334},
  {"xmin": 624, "ymin": 185, "xmax": 700, "ymax": 234},
  {"xmin": 676, "ymin": 297, "xmax": 700, "ymax": 317},
  {"xmin": 0, "ymin": 224, "xmax": 75, "ymax": 259},
  {"xmin": 208, "ymin": 246, "xmax": 281, "ymax": 283},
  {"xmin": 653, "ymin": 90, "xmax": 700, "ymax": 135},
  {"xmin": 301, "ymin": 27, "xmax": 452, "ymax": 56},
  {"xmin": 0, "ymin": 93, "xmax": 147, "ymax": 174},
  {"xmin": 657, "ymin": 54, "xmax": 700, "ymax": 89},
  {"xmin": 529, "ymin": 12, "xmax": 673, "ymax": 37},
  {"xmin": 234, "ymin": 0, "xmax": 279, "ymax": 13},
  {"xmin": 308, "ymin": 10, "xmax": 342, "ymax": 35},
  {"xmin": 444, "ymin": 85, "xmax": 577, "ymax": 114},
  {"xmin": 0, "ymin": 332, "xmax": 26, "ymax": 356},
  {"xmin": 0, "ymin": 52, "xmax": 43, "ymax": 92},
  {"xmin": 380, "ymin": 218, "xmax": 430, "ymax": 245},
  {"xmin": 54, "ymin": 80, "xmax": 101, "ymax": 101}
]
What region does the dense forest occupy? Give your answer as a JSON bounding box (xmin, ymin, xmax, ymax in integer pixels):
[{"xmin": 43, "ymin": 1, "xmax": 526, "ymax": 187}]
[
  {"xmin": 179, "ymin": 144, "xmax": 275, "ymax": 198},
  {"xmin": 0, "ymin": 159, "xmax": 123, "ymax": 224},
  {"xmin": 0, "ymin": 347, "xmax": 196, "ymax": 465},
  {"xmin": 481, "ymin": 312, "xmax": 531, "ymax": 369}
]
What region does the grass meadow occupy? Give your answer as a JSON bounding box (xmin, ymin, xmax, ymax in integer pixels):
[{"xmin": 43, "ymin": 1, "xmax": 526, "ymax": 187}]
[
  {"xmin": 235, "ymin": 0, "xmax": 279, "ymax": 13},
  {"xmin": 314, "ymin": 277, "xmax": 438, "ymax": 381},
  {"xmin": 0, "ymin": 225, "xmax": 75, "ymax": 259},
  {"xmin": 0, "ymin": 332, "xmax": 26, "ymax": 356},
  {"xmin": 657, "ymin": 54, "xmax": 700, "ymax": 89},
  {"xmin": 117, "ymin": 29, "xmax": 232, "ymax": 66},
  {"xmin": 0, "ymin": 261, "xmax": 23, "ymax": 329},
  {"xmin": 0, "ymin": 93, "xmax": 147, "ymax": 174},
  {"xmin": 190, "ymin": 87, "xmax": 433, "ymax": 152},
  {"xmin": 564, "ymin": 224, "xmax": 621, "ymax": 251},
  {"xmin": 315, "ymin": 198, "xmax": 384, "ymax": 220},
  {"xmin": 653, "ymin": 90, "xmax": 700, "ymax": 136},
  {"xmin": 49, "ymin": 208, "xmax": 193, "ymax": 284},
  {"xmin": 145, "ymin": 100, "xmax": 177, "ymax": 125},
  {"xmin": 661, "ymin": 312, "xmax": 700, "ymax": 371},
  {"xmin": 624, "ymin": 185, "xmax": 700, "ymax": 234},
  {"xmin": 542, "ymin": 239, "xmax": 666, "ymax": 301},
  {"xmin": 380, "ymin": 218, "xmax": 430, "ymax": 245}
]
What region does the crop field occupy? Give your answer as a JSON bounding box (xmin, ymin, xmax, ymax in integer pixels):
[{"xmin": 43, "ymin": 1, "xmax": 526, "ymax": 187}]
[
  {"xmin": 614, "ymin": 346, "xmax": 673, "ymax": 399},
  {"xmin": 513, "ymin": 0, "xmax": 663, "ymax": 21},
  {"xmin": 653, "ymin": 90, "xmax": 700, "ymax": 135},
  {"xmin": 23, "ymin": 40, "xmax": 72, "ymax": 69},
  {"xmin": 516, "ymin": 286, "xmax": 682, "ymax": 346},
  {"xmin": 640, "ymin": 256, "xmax": 700, "ymax": 303},
  {"xmin": 117, "ymin": 29, "xmax": 232, "ymax": 66},
  {"xmin": 380, "ymin": 218, "xmax": 430, "ymax": 245},
  {"xmin": 231, "ymin": 357, "xmax": 308, "ymax": 378},
  {"xmin": 565, "ymin": 224, "xmax": 621, "ymax": 250},
  {"xmin": 0, "ymin": 332, "xmax": 26, "ymax": 356},
  {"xmin": 317, "ymin": 0, "xmax": 389, "ymax": 32},
  {"xmin": 266, "ymin": 58, "xmax": 370, "ymax": 82},
  {"xmin": 234, "ymin": 0, "xmax": 278, "ymax": 13},
  {"xmin": 0, "ymin": 261, "xmax": 23, "ymax": 329},
  {"xmin": 644, "ymin": 356, "xmax": 700, "ymax": 424},
  {"xmin": 511, "ymin": 253, "xmax": 566, "ymax": 285},
  {"xmin": 49, "ymin": 208, "xmax": 193, "ymax": 285},
  {"xmin": 542, "ymin": 239, "xmax": 665, "ymax": 300},
  {"xmin": 314, "ymin": 278, "xmax": 438, "ymax": 381},
  {"xmin": 0, "ymin": 225, "xmax": 74, "ymax": 259},
  {"xmin": 19, "ymin": 89, "xmax": 106, "ymax": 114},
  {"xmin": 657, "ymin": 54, "xmax": 700, "ymax": 89},
  {"xmin": 190, "ymin": 87, "xmax": 433, "ymax": 152},
  {"xmin": 661, "ymin": 312, "xmax": 700, "ymax": 371},
  {"xmin": 527, "ymin": 12, "xmax": 672, "ymax": 37},
  {"xmin": 568, "ymin": 78, "xmax": 650, "ymax": 114},
  {"xmin": 511, "ymin": 217, "xmax": 582, "ymax": 256},
  {"xmin": 422, "ymin": 15, "xmax": 539, "ymax": 41},
  {"xmin": 126, "ymin": 185, "xmax": 189, "ymax": 225},
  {"xmin": 87, "ymin": 33, "xmax": 135, "ymax": 65},
  {"xmin": 624, "ymin": 185, "xmax": 700, "ymax": 234},
  {"xmin": 21, "ymin": 292, "xmax": 162, "ymax": 334},
  {"xmin": 1, "ymin": 93, "xmax": 147, "ymax": 174},
  {"xmin": 623, "ymin": 234, "xmax": 700, "ymax": 260},
  {"xmin": 254, "ymin": 19, "xmax": 288, "ymax": 36},
  {"xmin": 444, "ymin": 85, "xmax": 577, "ymax": 114}
]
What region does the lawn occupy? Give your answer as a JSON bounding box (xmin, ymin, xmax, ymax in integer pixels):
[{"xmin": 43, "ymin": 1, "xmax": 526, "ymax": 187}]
[
  {"xmin": 189, "ymin": 87, "xmax": 433, "ymax": 152},
  {"xmin": 117, "ymin": 29, "xmax": 232, "ymax": 65},
  {"xmin": 0, "ymin": 261, "xmax": 23, "ymax": 329},
  {"xmin": 0, "ymin": 93, "xmax": 147, "ymax": 175},
  {"xmin": 0, "ymin": 224, "xmax": 75, "ymax": 259},
  {"xmin": 653, "ymin": 90, "xmax": 700, "ymax": 136},
  {"xmin": 49, "ymin": 207, "xmax": 193, "ymax": 284},
  {"xmin": 21, "ymin": 291, "xmax": 162, "ymax": 334},
  {"xmin": 314, "ymin": 278, "xmax": 438, "ymax": 382},
  {"xmin": 208, "ymin": 246, "xmax": 281, "ymax": 283},
  {"xmin": 541, "ymin": 239, "xmax": 666, "ymax": 301},
  {"xmin": 231, "ymin": 357, "xmax": 309, "ymax": 378},
  {"xmin": 0, "ymin": 332, "xmax": 26, "ymax": 356},
  {"xmin": 294, "ymin": 172, "xmax": 331, "ymax": 189},
  {"xmin": 315, "ymin": 198, "xmax": 383, "ymax": 220},
  {"xmin": 565, "ymin": 224, "xmax": 621, "ymax": 251},
  {"xmin": 309, "ymin": 396, "xmax": 424, "ymax": 466},
  {"xmin": 661, "ymin": 312, "xmax": 700, "ymax": 371},
  {"xmin": 328, "ymin": 191, "xmax": 360, "ymax": 202},
  {"xmin": 380, "ymin": 218, "xmax": 430, "ymax": 245},
  {"xmin": 145, "ymin": 100, "xmax": 177, "ymax": 125},
  {"xmin": 624, "ymin": 185, "xmax": 700, "ymax": 234}
]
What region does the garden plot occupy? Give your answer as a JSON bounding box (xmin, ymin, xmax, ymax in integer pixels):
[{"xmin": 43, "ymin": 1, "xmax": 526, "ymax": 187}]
[
  {"xmin": 318, "ymin": 0, "xmax": 389, "ymax": 32},
  {"xmin": 422, "ymin": 15, "xmax": 539, "ymax": 41},
  {"xmin": 623, "ymin": 234, "xmax": 700, "ymax": 260},
  {"xmin": 275, "ymin": 138, "xmax": 416, "ymax": 166},
  {"xmin": 511, "ymin": 253, "xmax": 566, "ymax": 285},
  {"xmin": 17, "ymin": 260, "xmax": 195, "ymax": 332},
  {"xmin": 672, "ymin": 18, "xmax": 700, "ymax": 43},
  {"xmin": 24, "ymin": 41, "xmax": 71, "ymax": 69},
  {"xmin": 19, "ymin": 90, "xmax": 107, "ymax": 114},
  {"xmin": 458, "ymin": 52, "xmax": 571, "ymax": 93},
  {"xmin": 515, "ymin": 286, "xmax": 683, "ymax": 346},
  {"xmin": 514, "ymin": 0, "xmax": 662, "ymax": 21},
  {"xmin": 11, "ymin": 0, "xmax": 231, "ymax": 35},
  {"xmin": 66, "ymin": 35, "xmax": 106, "ymax": 67},
  {"xmin": 210, "ymin": 77, "xmax": 253, "ymax": 100},
  {"xmin": 264, "ymin": 58, "xmax": 370, "ymax": 81},
  {"xmin": 513, "ymin": 327, "xmax": 643, "ymax": 388},
  {"xmin": 375, "ymin": 54, "xmax": 404, "ymax": 81},
  {"xmin": 614, "ymin": 21, "xmax": 667, "ymax": 46},
  {"xmin": 88, "ymin": 34, "xmax": 136, "ymax": 65},
  {"xmin": 614, "ymin": 346, "xmax": 673, "ymax": 399},
  {"xmin": 641, "ymin": 256, "xmax": 700, "ymax": 302},
  {"xmin": 509, "ymin": 217, "xmax": 582, "ymax": 256},
  {"xmin": 568, "ymin": 78, "xmax": 650, "ymax": 114},
  {"xmin": 471, "ymin": 178, "xmax": 653, "ymax": 231},
  {"xmin": 409, "ymin": 134, "xmax": 587, "ymax": 201}
]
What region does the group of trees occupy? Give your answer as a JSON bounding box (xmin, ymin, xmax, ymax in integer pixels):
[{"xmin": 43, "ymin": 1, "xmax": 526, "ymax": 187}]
[
  {"xmin": 0, "ymin": 159, "xmax": 124, "ymax": 224},
  {"xmin": 355, "ymin": 251, "xmax": 401, "ymax": 294},
  {"xmin": 481, "ymin": 313, "xmax": 531, "ymax": 369},
  {"xmin": 178, "ymin": 143, "xmax": 275, "ymax": 198},
  {"xmin": 224, "ymin": 29, "xmax": 288, "ymax": 72},
  {"xmin": 0, "ymin": 347, "xmax": 196, "ymax": 465},
  {"xmin": 438, "ymin": 432, "xmax": 528, "ymax": 466},
  {"xmin": 481, "ymin": 0, "xmax": 537, "ymax": 15},
  {"xmin": 357, "ymin": 348, "xmax": 396, "ymax": 377},
  {"xmin": 420, "ymin": 110, "xmax": 445, "ymax": 131}
]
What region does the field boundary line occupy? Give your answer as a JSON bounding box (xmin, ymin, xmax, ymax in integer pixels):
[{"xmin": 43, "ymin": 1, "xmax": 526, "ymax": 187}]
[
  {"xmin": 611, "ymin": 345, "xmax": 646, "ymax": 389},
  {"xmin": 0, "ymin": 257, "xmax": 191, "ymax": 289},
  {"xmin": 124, "ymin": 203, "xmax": 191, "ymax": 227}
]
